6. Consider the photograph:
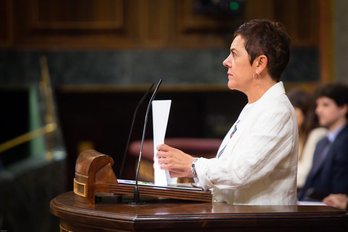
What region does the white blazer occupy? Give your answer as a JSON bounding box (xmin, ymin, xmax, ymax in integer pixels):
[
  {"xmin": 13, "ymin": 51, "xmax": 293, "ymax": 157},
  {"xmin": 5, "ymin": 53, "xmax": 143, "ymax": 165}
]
[{"xmin": 195, "ymin": 82, "xmax": 298, "ymax": 205}]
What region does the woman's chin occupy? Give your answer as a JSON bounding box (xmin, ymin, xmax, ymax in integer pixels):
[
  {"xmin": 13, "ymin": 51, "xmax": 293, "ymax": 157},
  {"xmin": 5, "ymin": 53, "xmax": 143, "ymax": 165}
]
[{"xmin": 227, "ymin": 81, "xmax": 238, "ymax": 90}]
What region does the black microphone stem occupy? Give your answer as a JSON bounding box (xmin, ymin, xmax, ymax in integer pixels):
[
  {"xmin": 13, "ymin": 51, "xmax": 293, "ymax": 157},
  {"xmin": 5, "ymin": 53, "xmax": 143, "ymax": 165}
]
[
  {"xmin": 134, "ymin": 79, "xmax": 162, "ymax": 203},
  {"xmin": 118, "ymin": 82, "xmax": 155, "ymax": 179}
]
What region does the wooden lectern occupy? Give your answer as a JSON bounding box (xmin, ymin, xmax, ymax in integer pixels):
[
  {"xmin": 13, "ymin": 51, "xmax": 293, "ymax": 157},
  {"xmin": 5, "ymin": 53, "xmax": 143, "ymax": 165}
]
[
  {"xmin": 50, "ymin": 149, "xmax": 348, "ymax": 231},
  {"xmin": 51, "ymin": 191, "xmax": 348, "ymax": 232},
  {"xmin": 73, "ymin": 149, "xmax": 212, "ymax": 205}
]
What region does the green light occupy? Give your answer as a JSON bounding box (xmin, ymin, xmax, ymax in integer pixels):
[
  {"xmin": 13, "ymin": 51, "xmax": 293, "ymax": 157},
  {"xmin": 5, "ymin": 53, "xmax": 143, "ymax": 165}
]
[{"xmin": 229, "ymin": 1, "xmax": 240, "ymax": 11}]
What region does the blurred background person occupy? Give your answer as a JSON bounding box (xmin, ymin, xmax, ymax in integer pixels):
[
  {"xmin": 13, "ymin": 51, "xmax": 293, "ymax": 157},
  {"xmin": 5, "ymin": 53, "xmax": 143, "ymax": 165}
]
[
  {"xmin": 287, "ymin": 89, "xmax": 327, "ymax": 190},
  {"xmin": 298, "ymin": 83, "xmax": 348, "ymax": 201}
]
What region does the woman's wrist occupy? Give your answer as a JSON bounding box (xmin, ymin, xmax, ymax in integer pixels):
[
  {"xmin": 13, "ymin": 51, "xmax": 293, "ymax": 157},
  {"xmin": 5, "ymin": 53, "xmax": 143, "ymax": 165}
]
[{"xmin": 191, "ymin": 158, "xmax": 198, "ymax": 178}]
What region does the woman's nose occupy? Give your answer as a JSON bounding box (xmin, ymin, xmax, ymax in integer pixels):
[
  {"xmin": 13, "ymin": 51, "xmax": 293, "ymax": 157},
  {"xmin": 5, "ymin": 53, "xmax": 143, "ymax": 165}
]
[{"xmin": 223, "ymin": 55, "xmax": 231, "ymax": 68}]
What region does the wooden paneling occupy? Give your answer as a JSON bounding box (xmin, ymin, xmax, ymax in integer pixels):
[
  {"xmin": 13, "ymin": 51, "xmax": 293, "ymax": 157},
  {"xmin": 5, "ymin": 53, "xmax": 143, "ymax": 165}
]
[
  {"xmin": 169, "ymin": 0, "xmax": 244, "ymax": 48},
  {"xmin": 318, "ymin": 0, "xmax": 334, "ymax": 83},
  {"xmin": 13, "ymin": 0, "xmax": 140, "ymax": 49},
  {"xmin": 245, "ymin": 0, "xmax": 274, "ymax": 20},
  {"xmin": 0, "ymin": 0, "xmax": 326, "ymax": 82},
  {"xmin": 0, "ymin": 0, "xmax": 12, "ymax": 47},
  {"xmin": 32, "ymin": 0, "xmax": 124, "ymax": 30},
  {"xmin": 137, "ymin": 0, "xmax": 173, "ymax": 48},
  {"xmin": 273, "ymin": 0, "xmax": 319, "ymax": 47},
  {"xmin": 2, "ymin": 0, "xmax": 321, "ymax": 49}
]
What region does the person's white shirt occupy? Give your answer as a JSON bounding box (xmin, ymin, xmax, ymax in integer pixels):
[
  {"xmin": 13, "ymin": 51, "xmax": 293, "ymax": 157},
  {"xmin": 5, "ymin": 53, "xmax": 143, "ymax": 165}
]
[{"xmin": 194, "ymin": 82, "xmax": 298, "ymax": 205}]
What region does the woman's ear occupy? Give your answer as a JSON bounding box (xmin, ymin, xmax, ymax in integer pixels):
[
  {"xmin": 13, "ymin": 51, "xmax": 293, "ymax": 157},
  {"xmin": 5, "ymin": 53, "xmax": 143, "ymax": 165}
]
[{"xmin": 255, "ymin": 55, "xmax": 268, "ymax": 74}]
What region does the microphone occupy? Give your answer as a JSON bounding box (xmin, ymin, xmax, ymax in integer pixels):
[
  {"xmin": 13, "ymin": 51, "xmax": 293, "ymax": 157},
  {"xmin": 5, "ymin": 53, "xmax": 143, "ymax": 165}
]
[
  {"xmin": 118, "ymin": 82, "xmax": 155, "ymax": 179},
  {"xmin": 133, "ymin": 78, "xmax": 162, "ymax": 203}
]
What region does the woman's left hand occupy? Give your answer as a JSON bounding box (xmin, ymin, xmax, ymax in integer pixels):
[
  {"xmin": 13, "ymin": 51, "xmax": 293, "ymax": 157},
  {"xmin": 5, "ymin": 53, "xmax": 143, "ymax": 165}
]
[{"xmin": 156, "ymin": 144, "xmax": 194, "ymax": 177}]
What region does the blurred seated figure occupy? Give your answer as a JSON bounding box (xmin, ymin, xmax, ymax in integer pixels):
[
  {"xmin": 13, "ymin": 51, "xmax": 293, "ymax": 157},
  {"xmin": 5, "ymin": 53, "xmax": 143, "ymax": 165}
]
[
  {"xmin": 288, "ymin": 89, "xmax": 327, "ymax": 189},
  {"xmin": 323, "ymin": 193, "xmax": 348, "ymax": 210},
  {"xmin": 298, "ymin": 83, "xmax": 348, "ymax": 201}
]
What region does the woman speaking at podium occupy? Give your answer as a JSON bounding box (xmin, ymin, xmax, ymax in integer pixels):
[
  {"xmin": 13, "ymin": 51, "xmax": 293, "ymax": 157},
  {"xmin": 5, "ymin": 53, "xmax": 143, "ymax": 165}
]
[{"xmin": 157, "ymin": 19, "xmax": 298, "ymax": 205}]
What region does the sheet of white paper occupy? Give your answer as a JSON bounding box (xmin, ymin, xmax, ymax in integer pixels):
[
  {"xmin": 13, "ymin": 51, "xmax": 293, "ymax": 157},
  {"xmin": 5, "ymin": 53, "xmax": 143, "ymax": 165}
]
[
  {"xmin": 152, "ymin": 100, "xmax": 174, "ymax": 186},
  {"xmin": 297, "ymin": 201, "xmax": 327, "ymax": 206}
]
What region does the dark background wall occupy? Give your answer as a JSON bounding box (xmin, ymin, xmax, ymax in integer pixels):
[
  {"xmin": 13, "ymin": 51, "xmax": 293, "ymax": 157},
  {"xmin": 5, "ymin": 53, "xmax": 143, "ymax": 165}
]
[{"xmin": 0, "ymin": 47, "xmax": 319, "ymax": 86}]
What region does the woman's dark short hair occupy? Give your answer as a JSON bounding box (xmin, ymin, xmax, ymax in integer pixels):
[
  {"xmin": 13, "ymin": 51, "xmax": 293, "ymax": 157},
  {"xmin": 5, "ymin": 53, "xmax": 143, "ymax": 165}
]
[{"xmin": 234, "ymin": 19, "xmax": 290, "ymax": 81}]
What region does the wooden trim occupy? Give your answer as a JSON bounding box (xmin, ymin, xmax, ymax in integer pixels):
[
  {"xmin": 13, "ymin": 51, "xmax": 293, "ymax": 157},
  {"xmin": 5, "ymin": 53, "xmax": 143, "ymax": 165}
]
[
  {"xmin": 318, "ymin": 0, "xmax": 334, "ymax": 83},
  {"xmin": 0, "ymin": 0, "xmax": 13, "ymax": 47}
]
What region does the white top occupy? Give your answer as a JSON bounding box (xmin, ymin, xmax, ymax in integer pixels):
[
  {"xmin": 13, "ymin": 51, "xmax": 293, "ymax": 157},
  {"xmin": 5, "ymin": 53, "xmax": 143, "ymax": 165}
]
[
  {"xmin": 195, "ymin": 82, "xmax": 298, "ymax": 205},
  {"xmin": 297, "ymin": 127, "xmax": 327, "ymax": 188}
]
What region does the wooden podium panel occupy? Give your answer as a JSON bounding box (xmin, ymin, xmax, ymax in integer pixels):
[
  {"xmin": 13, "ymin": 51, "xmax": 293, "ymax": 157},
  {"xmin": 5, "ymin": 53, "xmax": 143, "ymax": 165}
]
[
  {"xmin": 72, "ymin": 149, "xmax": 212, "ymax": 205},
  {"xmin": 50, "ymin": 191, "xmax": 348, "ymax": 232}
]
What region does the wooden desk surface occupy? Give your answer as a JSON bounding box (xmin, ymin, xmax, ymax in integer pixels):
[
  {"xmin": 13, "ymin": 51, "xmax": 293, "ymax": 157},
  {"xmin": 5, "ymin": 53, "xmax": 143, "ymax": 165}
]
[{"xmin": 51, "ymin": 191, "xmax": 348, "ymax": 232}]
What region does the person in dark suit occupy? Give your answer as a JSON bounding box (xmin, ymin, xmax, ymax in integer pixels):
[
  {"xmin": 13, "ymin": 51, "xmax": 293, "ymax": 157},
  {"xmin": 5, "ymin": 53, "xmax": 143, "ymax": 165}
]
[{"xmin": 298, "ymin": 83, "xmax": 348, "ymax": 201}]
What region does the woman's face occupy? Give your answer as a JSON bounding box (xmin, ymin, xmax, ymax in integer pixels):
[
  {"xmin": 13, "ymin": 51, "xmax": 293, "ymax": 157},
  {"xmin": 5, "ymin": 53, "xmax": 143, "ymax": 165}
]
[{"xmin": 222, "ymin": 35, "xmax": 255, "ymax": 93}]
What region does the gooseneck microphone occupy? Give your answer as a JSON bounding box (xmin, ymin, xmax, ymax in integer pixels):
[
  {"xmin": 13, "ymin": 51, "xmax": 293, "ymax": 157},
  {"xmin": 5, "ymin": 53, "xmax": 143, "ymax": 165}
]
[
  {"xmin": 133, "ymin": 79, "xmax": 162, "ymax": 203},
  {"xmin": 118, "ymin": 82, "xmax": 155, "ymax": 179}
]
